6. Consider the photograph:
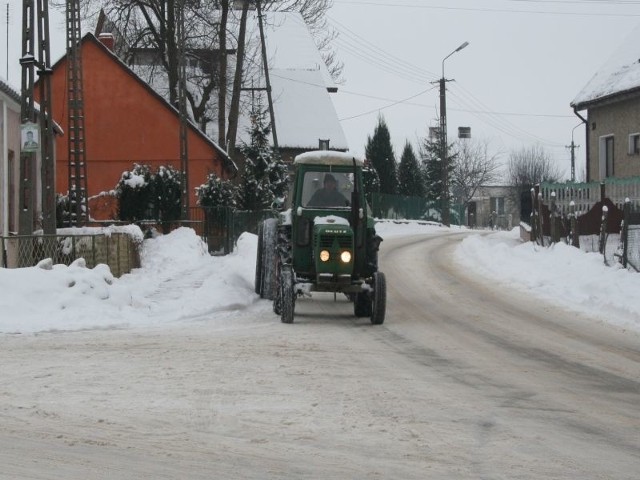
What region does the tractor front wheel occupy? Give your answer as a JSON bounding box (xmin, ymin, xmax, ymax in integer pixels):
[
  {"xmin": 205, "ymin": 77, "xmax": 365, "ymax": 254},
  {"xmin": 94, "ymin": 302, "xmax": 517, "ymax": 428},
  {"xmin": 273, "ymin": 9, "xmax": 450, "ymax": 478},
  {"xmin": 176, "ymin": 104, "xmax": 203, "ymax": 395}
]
[{"xmin": 354, "ymin": 291, "xmax": 372, "ymax": 317}]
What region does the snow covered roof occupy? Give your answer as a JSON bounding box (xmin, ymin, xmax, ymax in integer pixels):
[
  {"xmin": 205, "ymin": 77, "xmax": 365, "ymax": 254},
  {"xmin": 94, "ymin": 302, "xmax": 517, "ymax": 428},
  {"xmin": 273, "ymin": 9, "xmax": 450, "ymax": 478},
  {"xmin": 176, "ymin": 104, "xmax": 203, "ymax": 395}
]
[
  {"xmin": 260, "ymin": 11, "xmax": 336, "ymax": 92},
  {"xmin": 233, "ymin": 11, "xmax": 347, "ymax": 150},
  {"xmin": 295, "ymin": 150, "xmax": 364, "ymax": 166},
  {"xmin": 0, "ymin": 77, "xmax": 21, "ymax": 104},
  {"xmin": 269, "ymin": 69, "xmax": 347, "ymax": 150},
  {"xmin": 572, "ymin": 23, "xmax": 640, "ymax": 110}
]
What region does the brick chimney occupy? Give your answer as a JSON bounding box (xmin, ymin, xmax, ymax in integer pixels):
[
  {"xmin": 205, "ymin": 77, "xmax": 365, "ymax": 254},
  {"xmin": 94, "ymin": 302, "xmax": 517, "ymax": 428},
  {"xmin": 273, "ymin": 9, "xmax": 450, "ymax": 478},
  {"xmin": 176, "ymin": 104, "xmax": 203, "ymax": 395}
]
[{"xmin": 98, "ymin": 33, "xmax": 115, "ymax": 51}]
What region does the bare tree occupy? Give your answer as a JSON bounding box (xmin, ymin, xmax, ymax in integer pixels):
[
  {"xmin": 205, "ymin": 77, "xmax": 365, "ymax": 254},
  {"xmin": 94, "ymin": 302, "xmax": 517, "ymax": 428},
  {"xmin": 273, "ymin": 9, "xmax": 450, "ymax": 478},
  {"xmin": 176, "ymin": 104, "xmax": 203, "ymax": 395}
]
[
  {"xmin": 451, "ymin": 138, "xmax": 502, "ymax": 207},
  {"xmin": 506, "ymin": 144, "xmax": 563, "ymax": 195},
  {"xmin": 55, "ymin": 0, "xmax": 341, "ymax": 140}
]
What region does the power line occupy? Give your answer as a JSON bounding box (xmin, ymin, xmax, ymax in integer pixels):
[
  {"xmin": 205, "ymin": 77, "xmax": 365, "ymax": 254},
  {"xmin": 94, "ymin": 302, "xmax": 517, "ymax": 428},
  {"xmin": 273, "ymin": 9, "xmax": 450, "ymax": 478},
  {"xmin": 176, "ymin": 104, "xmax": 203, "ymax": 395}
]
[
  {"xmin": 332, "ymin": 0, "xmax": 640, "ymax": 16},
  {"xmin": 338, "ymin": 86, "xmax": 437, "ymax": 120}
]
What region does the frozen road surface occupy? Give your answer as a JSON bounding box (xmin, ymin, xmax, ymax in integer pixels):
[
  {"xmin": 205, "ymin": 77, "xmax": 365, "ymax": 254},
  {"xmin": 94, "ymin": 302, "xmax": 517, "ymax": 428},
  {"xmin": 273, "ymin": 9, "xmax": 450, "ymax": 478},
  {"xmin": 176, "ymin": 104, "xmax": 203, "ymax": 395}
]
[{"xmin": 1, "ymin": 232, "xmax": 639, "ymax": 479}]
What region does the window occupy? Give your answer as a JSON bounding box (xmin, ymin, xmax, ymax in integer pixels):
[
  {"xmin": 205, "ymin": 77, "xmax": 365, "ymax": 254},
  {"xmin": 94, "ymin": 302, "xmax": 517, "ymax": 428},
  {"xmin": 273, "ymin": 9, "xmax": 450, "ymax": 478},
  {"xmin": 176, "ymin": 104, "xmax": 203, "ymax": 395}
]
[
  {"xmin": 629, "ymin": 133, "xmax": 640, "ymax": 155},
  {"xmin": 8, "ymin": 150, "xmax": 15, "ymax": 232},
  {"xmin": 301, "ymin": 171, "xmax": 354, "ymax": 208},
  {"xmin": 599, "ymin": 135, "xmax": 615, "ymax": 179},
  {"xmin": 605, "ymin": 136, "xmax": 615, "ymax": 177},
  {"xmin": 490, "ymin": 196, "xmax": 505, "ymax": 215}
]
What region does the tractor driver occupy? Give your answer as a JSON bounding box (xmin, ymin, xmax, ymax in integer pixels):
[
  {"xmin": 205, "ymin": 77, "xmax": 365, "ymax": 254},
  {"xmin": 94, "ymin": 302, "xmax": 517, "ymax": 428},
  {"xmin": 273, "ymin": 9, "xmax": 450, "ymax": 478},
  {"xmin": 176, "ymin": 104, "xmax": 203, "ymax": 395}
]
[{"xmin": 307, "ymin": 173, "xmax": 349, "ymax": 207}]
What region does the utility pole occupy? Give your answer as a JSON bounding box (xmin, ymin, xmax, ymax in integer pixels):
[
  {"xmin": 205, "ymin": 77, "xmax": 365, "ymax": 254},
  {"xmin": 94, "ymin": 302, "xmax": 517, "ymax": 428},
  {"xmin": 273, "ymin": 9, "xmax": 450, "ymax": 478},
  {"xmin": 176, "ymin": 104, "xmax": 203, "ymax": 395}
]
[
  {"xmin": 566, "ymin": 140, "xmax": 579, "ymax": 183},
  {"xmin": 5, "ymin": 4, "xmax": 8, "ymax": 81},
  {"xmin": 36, "ymin": 0, "xmax": 56, "ymax": 233},
  {"xmin": 255, "ymin": 0, "xmax": 278, "ymax": 153},
  {"xmin": 439, "ymin": 76, "xmax": 450, "ymax": 226},
  {"xmin": 19, "ymin": 0, "xmax": 56, "ymax": 235},
  {"xmin": 176, "ymin": 0, "xmax": 189, "ymax": 220},
  {"xmin": 567, "ymin": 123, "xmax": 581, "ymax": 183},
  {"xmin": 66, "ymin": 0, "xmax": 89, "ymax": 226},
  {"xmin": 19, "ymin": 0, "xmax": 36, "ymax": 235},
  {"xmin": 438, "ymin": 41, "xmax": 469, "ymax": 227}
]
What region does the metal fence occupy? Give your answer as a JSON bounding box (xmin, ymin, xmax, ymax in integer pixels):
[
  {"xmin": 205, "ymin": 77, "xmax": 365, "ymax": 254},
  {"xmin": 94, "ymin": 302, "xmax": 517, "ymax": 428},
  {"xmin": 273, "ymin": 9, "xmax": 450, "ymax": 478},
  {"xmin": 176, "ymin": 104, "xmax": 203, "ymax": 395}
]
[
  {"xmin": 371, "ymin": 193, "xmax": 466, "ymax": 225},
  {"xmin": 540, "ymin": 176, "xmax": 640, "ymax": 216},
  {"xmin": 1, "ymin": 233, "xmax": 140, "ymax": 277},
  {"xmin": 531, "ymin": 186, "xmax": 640, "ymax": 271},
  {"xmin": 198, "ymin": 207, "xmax": 277, "ymax": 255}
]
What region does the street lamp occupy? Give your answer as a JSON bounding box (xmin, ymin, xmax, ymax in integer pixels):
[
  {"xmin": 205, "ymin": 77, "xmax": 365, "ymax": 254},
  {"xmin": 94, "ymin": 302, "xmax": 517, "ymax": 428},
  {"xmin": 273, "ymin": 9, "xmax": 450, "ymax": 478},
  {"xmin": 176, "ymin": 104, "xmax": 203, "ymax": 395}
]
[{"xmin": 439, "ymin": 41, "xmax": 469, "ymax": 227}]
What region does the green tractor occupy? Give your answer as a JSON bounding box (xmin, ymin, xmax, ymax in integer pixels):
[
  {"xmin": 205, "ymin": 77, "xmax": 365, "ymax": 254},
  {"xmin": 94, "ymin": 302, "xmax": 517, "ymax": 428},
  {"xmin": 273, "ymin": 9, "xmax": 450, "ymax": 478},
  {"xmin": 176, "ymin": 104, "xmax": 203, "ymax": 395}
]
[{"xmin": 255, "ymin": 150, "xmax": 386, "ymax": 324}]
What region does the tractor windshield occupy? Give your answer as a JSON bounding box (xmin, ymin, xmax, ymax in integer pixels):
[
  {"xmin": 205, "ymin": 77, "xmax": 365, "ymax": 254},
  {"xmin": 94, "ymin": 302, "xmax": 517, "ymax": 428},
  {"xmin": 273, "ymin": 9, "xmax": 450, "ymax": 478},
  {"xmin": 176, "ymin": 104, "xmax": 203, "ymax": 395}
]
[{"xmin": 302, "ymin": 171, "xmax": 354, "ymax": 208}]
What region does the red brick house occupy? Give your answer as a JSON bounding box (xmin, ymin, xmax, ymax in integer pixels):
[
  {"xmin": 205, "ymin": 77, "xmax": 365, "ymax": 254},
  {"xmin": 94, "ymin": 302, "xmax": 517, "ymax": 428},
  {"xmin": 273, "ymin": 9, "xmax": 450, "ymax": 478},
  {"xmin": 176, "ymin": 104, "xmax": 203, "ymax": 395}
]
[{"xmin": 37, "ymin": 33, "xmax": 236, "ymax": 220}]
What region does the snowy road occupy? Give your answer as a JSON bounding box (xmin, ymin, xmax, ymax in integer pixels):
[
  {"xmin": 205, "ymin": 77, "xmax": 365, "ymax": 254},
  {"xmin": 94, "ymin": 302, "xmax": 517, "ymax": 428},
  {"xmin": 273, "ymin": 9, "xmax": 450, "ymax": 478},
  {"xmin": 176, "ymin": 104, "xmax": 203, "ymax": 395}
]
[{"xmin": 1, "ymin": 232, "xmax": 639, "ymax": 479}]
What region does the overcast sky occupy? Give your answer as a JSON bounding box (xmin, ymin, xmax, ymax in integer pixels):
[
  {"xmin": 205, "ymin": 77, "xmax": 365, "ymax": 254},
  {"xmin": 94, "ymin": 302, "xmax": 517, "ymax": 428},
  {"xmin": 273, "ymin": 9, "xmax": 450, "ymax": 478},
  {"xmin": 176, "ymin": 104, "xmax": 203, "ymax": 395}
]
[
  {"xmin": 3, "ymin": 0, "xmax": 640, "ymax": 180},
  {"xmin": 327, "ymin": 0, "xmax": 640, "ymax": 179}
]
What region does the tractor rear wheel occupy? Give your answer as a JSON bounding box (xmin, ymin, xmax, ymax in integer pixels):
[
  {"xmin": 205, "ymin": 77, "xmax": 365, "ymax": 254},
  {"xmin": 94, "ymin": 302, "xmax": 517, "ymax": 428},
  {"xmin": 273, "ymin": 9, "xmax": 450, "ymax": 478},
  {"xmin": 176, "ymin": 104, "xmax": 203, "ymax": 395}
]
[
  {"xmin": 370, "ymin": 272, "xmax": 386, "ymax": 325},
  {"xmin": 260, "ymin": 218, "xmax": 278, "ymax": 300},
  {"xmin": 254, "ymin": 221, "xmax": 264, "ymax": 295}
]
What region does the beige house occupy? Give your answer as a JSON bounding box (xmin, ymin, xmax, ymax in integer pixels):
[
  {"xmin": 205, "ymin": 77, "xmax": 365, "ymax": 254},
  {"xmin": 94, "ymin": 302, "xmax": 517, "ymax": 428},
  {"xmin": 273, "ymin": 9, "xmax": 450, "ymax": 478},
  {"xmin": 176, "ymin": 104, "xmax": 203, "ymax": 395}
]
[{"xmin": 571, "ymin": 23, "xmax": 640, "ymax": 181}]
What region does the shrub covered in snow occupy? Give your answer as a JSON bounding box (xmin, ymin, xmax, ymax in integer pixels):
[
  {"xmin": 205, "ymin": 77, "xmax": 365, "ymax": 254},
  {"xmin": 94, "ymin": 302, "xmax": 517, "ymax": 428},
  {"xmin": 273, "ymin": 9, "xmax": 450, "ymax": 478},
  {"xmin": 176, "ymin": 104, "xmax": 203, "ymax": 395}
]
[
  {"xmin": 196, "ymin": 172, "xmax": 238, "ymax": 208},
  {"xmin": 116, "ymin": 164, "xmax": 154, "ymax": 221}
]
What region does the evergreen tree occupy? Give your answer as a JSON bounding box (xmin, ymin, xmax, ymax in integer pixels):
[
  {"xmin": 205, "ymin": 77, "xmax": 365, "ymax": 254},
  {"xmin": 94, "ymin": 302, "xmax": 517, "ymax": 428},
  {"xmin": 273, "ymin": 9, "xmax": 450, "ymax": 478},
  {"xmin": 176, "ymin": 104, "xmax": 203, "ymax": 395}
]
[
  {"xmin": 418, "ymin": 127, "xmax": 456, "ymax": 203},
  {"xmin": 237, "ymin": 96, "xmax": 289, "ymax": 210},
  {"xmin": 365, "ymin": 115, "xmax": 397, "ymax": 195},
  {"xmin": 397, "ymin": 141, "xmax": 424, "ymax": 197},
  {"xmin": 362, "ymin": 159, "xmax": 380, "ymax": 205}
]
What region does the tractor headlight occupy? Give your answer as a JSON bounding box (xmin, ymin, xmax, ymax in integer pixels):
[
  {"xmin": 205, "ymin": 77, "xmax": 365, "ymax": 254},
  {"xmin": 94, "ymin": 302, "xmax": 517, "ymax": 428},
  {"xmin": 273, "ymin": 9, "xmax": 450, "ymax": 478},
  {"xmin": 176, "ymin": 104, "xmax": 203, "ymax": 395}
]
[
  {"xmin": 340, "ymin": 250, "xmax": 352, "ymax": 263},
  {"xmin": 320, "ymin": 250, "xmax": 330, "ymax": 262}
]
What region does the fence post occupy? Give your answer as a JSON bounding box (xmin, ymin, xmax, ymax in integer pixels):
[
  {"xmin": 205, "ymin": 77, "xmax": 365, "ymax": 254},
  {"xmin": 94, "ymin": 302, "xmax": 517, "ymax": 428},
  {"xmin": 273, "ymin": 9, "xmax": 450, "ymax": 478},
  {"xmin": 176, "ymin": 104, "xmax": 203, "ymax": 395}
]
[
  {"xmin": 569, "ymin": 201, "xmax": 579, "ymax": 248},
  {"xmin": 599, "ymin": 205, "xmax": 609, "ymax": 257},
  {"xmin": 537, "ymin": 190, "xmax": 545, "ymax": 247},
  {"xmin": 550, "ymin": 191, "xmax": 558, "ymax": 243},
  {"xmin": 622, "ymin": 198, "xmax": 630, "ymax": 269},
  {"xmin": 530, "ymin": 187, "xmax": 537, "ymax": 243}
]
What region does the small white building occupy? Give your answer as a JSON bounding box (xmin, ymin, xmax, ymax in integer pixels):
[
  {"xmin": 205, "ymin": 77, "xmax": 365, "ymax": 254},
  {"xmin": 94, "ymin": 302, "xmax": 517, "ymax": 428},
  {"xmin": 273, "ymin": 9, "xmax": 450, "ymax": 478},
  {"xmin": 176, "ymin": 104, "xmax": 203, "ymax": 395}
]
[
  {"xmin": 0, "ymin": 77, "xmax": 61, "ymax": 237},
  {"xmin": 467, "ymin": 185, "xmax": 521, "ymax": 229},
  {"xmin": 0, "ymin": 78, "xmax": 24, "ymax": 237}
]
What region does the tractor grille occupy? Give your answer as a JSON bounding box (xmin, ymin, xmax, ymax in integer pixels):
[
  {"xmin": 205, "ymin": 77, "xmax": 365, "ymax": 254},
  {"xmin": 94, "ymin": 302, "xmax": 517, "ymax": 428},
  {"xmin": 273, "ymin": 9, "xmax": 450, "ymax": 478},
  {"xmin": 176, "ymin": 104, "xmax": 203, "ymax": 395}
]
[{"xmin": 319, "ymin": 234, "xmax": 352, "ymax": 248}]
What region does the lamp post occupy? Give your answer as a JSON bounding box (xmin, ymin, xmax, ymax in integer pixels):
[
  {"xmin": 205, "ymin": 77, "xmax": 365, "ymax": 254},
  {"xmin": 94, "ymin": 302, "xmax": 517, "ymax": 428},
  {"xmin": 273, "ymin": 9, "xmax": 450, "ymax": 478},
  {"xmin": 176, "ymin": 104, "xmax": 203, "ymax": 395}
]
[{"xmin": 439, "ymin": 41, "xmax": 469, "ymax": 226}]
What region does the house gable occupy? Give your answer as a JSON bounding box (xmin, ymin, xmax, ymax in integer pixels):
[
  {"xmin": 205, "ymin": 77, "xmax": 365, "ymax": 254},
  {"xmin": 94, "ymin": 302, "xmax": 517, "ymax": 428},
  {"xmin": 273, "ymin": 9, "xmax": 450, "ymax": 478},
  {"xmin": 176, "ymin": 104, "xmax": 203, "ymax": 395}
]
[
  {"xmin": 42, "ymin": 33, "xmax": 235, "ymax": 213},
  {"xmin": 570, "ymin": 23, "xmax": 640, "ymax": 181}
]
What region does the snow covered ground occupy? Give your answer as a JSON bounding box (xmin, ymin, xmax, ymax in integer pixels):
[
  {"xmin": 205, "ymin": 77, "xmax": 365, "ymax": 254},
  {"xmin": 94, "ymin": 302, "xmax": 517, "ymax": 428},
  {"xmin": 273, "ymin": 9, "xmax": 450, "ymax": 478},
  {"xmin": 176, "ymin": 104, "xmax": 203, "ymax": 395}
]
[{"xmin": 1, "ymin": 221, "xmax": 639, "ymax": 335}]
